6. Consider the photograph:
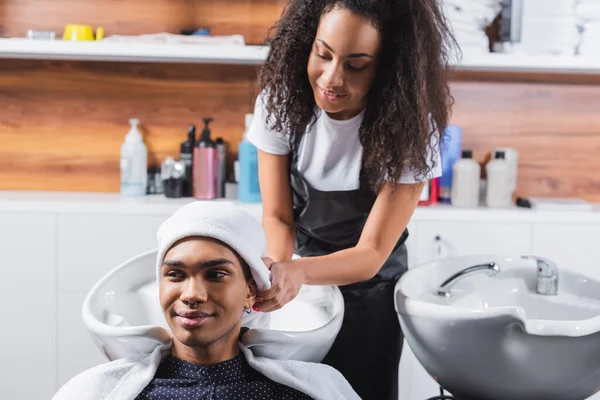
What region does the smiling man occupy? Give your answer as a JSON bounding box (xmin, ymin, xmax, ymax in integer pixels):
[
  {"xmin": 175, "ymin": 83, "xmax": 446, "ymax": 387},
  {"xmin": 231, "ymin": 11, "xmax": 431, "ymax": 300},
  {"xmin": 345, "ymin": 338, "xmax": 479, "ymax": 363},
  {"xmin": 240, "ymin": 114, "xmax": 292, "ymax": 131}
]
[
  {"xmin": 137, "ymin": 235, "xmax": 309, "ymax": 399},
  {"xmin": 53, "ymin": 201, "xmax": 359, "ymax": 400}
]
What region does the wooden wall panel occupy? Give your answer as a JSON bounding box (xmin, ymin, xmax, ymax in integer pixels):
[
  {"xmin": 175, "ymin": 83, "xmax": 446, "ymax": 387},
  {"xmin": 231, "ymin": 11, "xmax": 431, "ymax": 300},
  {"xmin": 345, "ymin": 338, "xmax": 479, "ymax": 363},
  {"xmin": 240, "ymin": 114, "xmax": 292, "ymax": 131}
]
[
  {"xmin": 1, "ymin": 0, "xmax": 600, "ymax": 200},
  {"xmin": 0, "ymin": 0, "xmax": 286, "ymax": 44},
  {"xmin": 449, "ymin": 79, "xmax": 600, "ymax": 201},
  {"xmin": 0, "ymin": 59, "xmax": 259, "ymax": 192}
]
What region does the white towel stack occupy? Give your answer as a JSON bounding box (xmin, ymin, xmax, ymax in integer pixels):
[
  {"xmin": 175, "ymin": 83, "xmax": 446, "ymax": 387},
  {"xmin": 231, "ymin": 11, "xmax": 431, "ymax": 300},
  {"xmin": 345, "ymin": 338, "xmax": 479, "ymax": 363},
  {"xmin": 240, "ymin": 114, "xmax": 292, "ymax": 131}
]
[
  {"xmin": 576, "ymin": 0, "xmax": 600, "ymax": 55},
  {"xmin": 440, "ymin": 0, "xmax": 503, "ymax": 54},
  {"xmin": 507, "ymin": 0, "xmax": 579, "ymax": 56}
]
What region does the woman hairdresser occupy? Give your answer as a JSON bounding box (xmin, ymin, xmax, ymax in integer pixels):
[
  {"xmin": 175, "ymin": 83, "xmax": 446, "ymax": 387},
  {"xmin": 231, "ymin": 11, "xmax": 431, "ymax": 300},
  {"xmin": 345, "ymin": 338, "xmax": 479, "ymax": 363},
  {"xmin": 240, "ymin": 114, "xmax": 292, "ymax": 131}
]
[{"xmin": 248, "ymin": 1, "xmax": 456, "ymax": 399}]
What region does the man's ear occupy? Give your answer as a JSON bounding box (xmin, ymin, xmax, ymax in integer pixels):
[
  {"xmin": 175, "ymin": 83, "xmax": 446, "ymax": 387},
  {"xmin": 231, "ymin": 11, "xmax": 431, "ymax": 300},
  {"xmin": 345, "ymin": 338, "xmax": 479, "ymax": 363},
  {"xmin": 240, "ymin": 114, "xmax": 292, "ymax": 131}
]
[{"xmin": 245, "ymin": 280, "xmax": 257, "ymax": 308}]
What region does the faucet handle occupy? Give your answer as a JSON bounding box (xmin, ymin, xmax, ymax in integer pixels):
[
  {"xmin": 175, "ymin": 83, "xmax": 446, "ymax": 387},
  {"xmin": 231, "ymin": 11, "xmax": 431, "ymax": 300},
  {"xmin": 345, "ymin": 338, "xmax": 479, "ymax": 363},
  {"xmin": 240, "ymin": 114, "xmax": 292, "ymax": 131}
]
[
  {"xmin": 521, "ymin": 255, "xmax": 558, "ymax": 277},
  {"xmin": 522, "ymin": 255, "xmax": 559, "ymax": 296}
]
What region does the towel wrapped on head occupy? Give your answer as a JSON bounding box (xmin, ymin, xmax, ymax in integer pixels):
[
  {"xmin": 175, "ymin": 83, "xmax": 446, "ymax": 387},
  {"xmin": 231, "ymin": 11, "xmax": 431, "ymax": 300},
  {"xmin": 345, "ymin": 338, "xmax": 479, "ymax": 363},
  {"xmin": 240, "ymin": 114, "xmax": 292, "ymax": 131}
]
[{"xmin": 156, "ymin": 201, "xmax": 272, "ymax": 292}]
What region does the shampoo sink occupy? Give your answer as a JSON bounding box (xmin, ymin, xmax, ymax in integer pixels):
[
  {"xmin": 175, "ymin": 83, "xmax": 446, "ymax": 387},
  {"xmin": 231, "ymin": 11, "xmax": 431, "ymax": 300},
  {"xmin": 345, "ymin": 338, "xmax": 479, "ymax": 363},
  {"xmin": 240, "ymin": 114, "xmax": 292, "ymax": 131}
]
[
  {"xmin": 83, "ymin": 249, "xmax": 344, "ymax": 364},
  {"xmin": 395, "ymin": 255, "xmax": 600, "ymax": 400}
]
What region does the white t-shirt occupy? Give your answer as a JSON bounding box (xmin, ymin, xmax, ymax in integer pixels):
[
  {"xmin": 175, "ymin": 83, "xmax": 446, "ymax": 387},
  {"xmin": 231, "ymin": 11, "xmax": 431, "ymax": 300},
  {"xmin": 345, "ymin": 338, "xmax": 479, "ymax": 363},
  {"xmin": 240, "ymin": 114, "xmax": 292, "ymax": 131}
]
[{"xmin": 247, "ymin": 95, "xmax": 442, "ymax": 191}]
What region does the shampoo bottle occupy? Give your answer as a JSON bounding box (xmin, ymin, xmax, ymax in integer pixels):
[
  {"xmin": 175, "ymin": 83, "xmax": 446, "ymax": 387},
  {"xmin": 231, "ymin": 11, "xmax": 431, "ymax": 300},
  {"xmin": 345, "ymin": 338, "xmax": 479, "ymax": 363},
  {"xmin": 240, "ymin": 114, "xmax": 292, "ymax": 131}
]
[
  {"xmin": 120, "ymin": 118, "xmax": 147, "ymax": 197},
  {"xmin": 216, "ymin": 137, "xmax": 226, "ymax": 198},
  {"xmin": 486, "ymin": 150, "xmax": 512, "ymax": 208},
  {"xmin": 180, "ymin": 124, "xmax": 196, "ymax": 197},
  {"xmin": 193, "ymin": 117, "xmax": 218, "ymax": 200},
  {"xmin": 451, "ymin": 150, "xmax": 480, "ymax": 208},
  {"xmin": 238, "ymin": 114, "xmax": 262, "ymax": 203}
]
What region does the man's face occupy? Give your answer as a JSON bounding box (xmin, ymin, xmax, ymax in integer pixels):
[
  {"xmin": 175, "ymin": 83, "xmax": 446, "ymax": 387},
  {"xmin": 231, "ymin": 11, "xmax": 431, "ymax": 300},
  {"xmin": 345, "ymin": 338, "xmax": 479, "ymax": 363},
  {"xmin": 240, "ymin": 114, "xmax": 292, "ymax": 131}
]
[{"xmin": 159, "ymin": 237, "xmax": 256, "ymax": 349}]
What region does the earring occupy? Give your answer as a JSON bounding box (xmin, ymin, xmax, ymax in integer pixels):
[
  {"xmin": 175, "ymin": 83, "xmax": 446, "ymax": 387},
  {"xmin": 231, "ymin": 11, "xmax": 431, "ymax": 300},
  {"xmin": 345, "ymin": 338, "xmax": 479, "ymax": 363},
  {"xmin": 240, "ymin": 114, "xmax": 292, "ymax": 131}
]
[{"xmin": 244, "ymin": 307, "xmax": 252, "ymax": 314}]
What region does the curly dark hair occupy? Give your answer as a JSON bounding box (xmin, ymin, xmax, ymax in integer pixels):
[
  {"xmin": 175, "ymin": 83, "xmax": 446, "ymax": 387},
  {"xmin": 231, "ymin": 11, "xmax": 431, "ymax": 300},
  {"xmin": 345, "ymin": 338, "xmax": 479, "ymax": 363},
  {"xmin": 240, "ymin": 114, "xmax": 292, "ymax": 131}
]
[{"xmin": 256, "ymin": 0, "xmax": 458, "ymax": 189}]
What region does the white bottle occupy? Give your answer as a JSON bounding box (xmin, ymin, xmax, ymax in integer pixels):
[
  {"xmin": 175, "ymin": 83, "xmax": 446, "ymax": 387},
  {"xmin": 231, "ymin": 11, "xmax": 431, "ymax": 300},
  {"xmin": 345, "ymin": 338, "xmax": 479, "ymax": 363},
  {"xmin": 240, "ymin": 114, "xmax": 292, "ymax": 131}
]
[
  {"xmin": 120, "ymin": 118, "xmax": 148, "ymax": 197},
  {"xmin": 494, "ymin": 147, "xmax": 518, "ymax": 194},
  {"xmin": 451, "ymin": 150, "xmax": 480, "ymax": 208},
  {"xmin": 486, "ymin": 150, "xmax": 512, "ymax": 208}
]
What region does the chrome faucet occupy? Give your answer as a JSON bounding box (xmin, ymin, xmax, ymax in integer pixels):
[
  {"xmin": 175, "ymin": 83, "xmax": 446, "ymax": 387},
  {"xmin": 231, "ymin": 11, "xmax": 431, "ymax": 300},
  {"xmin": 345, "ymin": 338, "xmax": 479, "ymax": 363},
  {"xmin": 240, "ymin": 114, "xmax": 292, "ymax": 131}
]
[
  {"xmin": 436, "ymin": 262, "xmax": 500, "ymax": 297},
  {"xmin": 522, "ymin": 255, "xmax": 559, "ymax": 296}
]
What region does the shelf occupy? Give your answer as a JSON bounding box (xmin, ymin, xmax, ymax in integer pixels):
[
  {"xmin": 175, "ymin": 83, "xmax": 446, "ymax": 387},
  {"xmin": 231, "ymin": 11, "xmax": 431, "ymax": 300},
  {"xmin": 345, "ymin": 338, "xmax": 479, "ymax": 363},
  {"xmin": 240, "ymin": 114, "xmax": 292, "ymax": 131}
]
[
  {"xmin": 456, "ymin": 51, "xmax": 600, "ymax": 75},
  {"xmin": 1, "ymin": 38, "xmax": 600, "ymax": 74},
  {"xmin": 0, "ymin": 38, "xmax": 269, "ymax": 65}
]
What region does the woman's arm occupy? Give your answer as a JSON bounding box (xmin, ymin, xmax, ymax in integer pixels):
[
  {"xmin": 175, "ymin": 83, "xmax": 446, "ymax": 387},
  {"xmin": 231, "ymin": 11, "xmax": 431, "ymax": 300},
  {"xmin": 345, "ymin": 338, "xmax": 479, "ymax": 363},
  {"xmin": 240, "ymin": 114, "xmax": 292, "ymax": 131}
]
[
  {"xmin": 257, "ymin": 181, "xmax": 424, "ymax": 311},
  {"xmin": 257, "ymin": 149, "xmax": 296, "ymax": 262}
]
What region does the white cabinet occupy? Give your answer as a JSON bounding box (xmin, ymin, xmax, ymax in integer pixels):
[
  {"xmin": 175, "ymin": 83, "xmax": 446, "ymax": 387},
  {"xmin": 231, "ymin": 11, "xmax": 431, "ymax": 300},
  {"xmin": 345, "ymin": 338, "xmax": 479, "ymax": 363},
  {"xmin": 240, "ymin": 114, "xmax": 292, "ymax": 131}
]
[
  {"xmin": 0, "ymin": 212, "xmax": 57, "ymax": 400},
  {"xmin": 56, "ymin": 213, "xmax": 170, "ymax": 388},
  {"xmin": 57, "ymin": 291, "xmax": 107, "ymax": 387},
  {"xmin": 405, "ymin": 221, "xmax": 418, "ymax": 268},
  {"xmin": 57, "ymin": 213, "xmax": 170, "ymax": 292},
  {"xmin": 533, "ymin": 223, "xmax": 600, "ymax": 281},
  {"xmin": 414, "ymin": 220, "xmax": 533, "ymax": 265}
]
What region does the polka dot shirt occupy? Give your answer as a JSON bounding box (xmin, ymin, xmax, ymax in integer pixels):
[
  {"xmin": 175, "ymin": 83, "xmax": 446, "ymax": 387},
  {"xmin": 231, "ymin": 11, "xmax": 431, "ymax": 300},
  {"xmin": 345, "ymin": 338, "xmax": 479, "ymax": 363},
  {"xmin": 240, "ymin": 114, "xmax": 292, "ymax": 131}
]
[{"xmin": 135, "ymin": 353, "xmax": 312, "ymax": 400}]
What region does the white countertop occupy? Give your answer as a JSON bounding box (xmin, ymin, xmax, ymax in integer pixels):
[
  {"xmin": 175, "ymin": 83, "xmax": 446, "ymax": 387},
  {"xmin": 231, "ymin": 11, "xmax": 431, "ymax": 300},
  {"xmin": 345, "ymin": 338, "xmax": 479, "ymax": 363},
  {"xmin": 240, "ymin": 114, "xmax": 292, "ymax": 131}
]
[
  {"xmin": 2, "ymin": 190, "xmax": 600, "ymax": 224},
  {"xmin": 2, "ymin": 39, "xmax": 600, "ymax": 74}
]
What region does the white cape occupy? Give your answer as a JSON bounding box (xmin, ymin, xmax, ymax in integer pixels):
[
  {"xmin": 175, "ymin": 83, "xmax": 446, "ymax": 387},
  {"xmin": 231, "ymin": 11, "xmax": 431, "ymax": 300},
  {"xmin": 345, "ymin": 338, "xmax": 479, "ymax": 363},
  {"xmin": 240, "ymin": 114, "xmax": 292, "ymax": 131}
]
[{"xmin": 52, "ymin": 342, "xmax": 360, "ymax": 400}]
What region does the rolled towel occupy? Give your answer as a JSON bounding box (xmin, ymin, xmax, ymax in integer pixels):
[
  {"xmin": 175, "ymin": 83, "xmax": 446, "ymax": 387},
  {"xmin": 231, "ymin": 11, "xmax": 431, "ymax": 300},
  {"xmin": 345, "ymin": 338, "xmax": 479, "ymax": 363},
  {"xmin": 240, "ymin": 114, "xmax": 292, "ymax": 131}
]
[{"xmin": 156, "ymin": 201, "xmax": 271, "ymax": 292}]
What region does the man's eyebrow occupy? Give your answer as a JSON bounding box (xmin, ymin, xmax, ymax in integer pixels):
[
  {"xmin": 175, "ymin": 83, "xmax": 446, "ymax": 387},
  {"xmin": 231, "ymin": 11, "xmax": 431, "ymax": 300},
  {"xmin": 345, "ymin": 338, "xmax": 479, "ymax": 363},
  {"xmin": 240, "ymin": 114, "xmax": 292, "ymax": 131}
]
[
  {"xmin": 316, "ymin": 38, "xmax": 374, "ymax": 59},
  {"xmin": 162, "ymin": 258, "xmax": 234, "ymax": 268}
]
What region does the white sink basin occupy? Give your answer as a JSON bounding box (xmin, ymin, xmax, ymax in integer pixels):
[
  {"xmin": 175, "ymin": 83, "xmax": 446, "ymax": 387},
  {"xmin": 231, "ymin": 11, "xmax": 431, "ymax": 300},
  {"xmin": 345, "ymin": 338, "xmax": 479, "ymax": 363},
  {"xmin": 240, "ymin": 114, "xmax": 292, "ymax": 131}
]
[
  {"xmin": 83, "ymin": 249, "xmax": 344, "ymax": 364},
  {"xmin": 395, "ymin": 255, "xmax": 600, "ymax": 400}
]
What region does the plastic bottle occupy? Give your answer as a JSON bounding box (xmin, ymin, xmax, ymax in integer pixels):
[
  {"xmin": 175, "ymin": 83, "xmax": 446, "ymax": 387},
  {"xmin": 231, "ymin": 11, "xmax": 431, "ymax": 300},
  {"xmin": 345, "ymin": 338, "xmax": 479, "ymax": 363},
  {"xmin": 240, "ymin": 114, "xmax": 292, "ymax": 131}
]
[
  {"xmin": 439, "ymin": 125, "xmax": 463, "ymax": 203},
  {"xmin": 120, "ymin": 118, "xmax": 147, "ymax": 197},
  {"xmin": 238, "ymin": 114, "xmax": 262, "ymax": 203},
  {"xmin": 451, "ymin": 150, "xmax": 480, "ymax": 208},
  {"xmin": 494, "ymin": 147, "xmax": 518, "ymax": 195},
  {"xmin": 193, "ymin": 117, "xmax": 218, "ymax": 200},
  {"xmin": 486, "ymin": 150, "xmax": 512, "ymax": 208},
  {"xmin": 216, "ymin": 137, "xmax": 226, "ymax": 198},
  {"xmin": 180, "ymin": 124, "xmax": 196, "ymax": 197}
]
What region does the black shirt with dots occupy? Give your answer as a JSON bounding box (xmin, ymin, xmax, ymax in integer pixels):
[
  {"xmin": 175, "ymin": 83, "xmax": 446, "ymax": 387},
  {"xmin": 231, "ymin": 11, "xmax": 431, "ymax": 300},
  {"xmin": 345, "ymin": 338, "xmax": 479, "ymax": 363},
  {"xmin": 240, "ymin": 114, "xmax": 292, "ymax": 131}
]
[{"xmin": 135, "ymin": 353, "xmax": 312, "ymax": 400}]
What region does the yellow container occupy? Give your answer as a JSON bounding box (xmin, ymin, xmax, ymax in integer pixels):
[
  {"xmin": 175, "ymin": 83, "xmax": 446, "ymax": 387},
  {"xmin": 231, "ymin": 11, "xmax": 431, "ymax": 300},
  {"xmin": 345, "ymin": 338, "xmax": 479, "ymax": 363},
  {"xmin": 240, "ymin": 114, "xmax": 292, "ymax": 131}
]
[{"xmin": 63, "ymin": 25, "xmax": 104, "ymax": 41}]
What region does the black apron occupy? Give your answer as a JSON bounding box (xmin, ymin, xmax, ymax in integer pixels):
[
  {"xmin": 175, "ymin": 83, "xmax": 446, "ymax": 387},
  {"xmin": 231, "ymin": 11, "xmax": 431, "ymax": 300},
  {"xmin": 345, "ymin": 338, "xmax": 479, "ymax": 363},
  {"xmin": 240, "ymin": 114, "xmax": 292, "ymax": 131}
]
[{"xmin": 289, "ymin": 133, "xmax": 408, "ymax": 400}]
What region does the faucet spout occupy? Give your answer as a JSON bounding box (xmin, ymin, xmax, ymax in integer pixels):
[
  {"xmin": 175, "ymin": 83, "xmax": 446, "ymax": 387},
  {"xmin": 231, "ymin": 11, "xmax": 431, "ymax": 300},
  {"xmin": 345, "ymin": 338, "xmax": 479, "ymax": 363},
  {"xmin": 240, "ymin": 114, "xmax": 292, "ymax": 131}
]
[{"xmin": 436, "ymin": 262, "xmax": 500, "ymax": 298}]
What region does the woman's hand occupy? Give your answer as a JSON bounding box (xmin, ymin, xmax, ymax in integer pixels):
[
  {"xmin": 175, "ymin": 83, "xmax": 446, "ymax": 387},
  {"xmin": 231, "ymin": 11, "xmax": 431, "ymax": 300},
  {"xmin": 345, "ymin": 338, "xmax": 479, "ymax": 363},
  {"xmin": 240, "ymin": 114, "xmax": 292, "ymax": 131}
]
[{"xmin": 256, "ymin": 258, "xmax": 307, "ymax": 312}]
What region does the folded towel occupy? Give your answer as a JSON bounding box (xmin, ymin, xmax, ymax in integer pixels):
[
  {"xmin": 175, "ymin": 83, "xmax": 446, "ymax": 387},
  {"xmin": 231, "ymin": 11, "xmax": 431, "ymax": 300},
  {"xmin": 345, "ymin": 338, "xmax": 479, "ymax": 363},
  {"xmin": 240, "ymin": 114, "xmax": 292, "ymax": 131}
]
[
  {"xmin": 579, "ymin": 44, "xmax": 598, "ymax": 55},
  {"xmin": 156, "ymin": 201, "xmax": 271, "ymax": 292},
  {"xmin": 576, "ymin": 4, "xmax": 600, "ymax": 20},
  {"xmin": 454, "ymin": 30, "xmax": 490, "ymax": 47},
  {"xmin": 102, "ymin": 33, "xmax": 245, "ymax": 46},
  {"xmin": 509, "ymin": 43, "xmax": 577, "ymax": 56},
  {"xmin": 53, "ymin": 342, "xmax": 360, "ymax": 400},
  {"xmin": 443, "ymin": 8, "xmax": 498, "ymax": 29},
  {"xmin": 523, "ymin": 0, "xmax": 576, "ymax": 18},
  {"xmin": 520, "ymin": 16, "xmax": 581, "ymax": 47}
]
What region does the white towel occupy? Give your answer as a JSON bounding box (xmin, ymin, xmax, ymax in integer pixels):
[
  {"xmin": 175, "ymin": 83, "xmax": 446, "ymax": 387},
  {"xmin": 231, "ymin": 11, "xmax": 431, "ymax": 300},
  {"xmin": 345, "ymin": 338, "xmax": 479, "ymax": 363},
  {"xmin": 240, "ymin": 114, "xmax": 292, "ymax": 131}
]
[
  {"xmin": 520, "ymin": 16, "xmax": 581, "ymax": 48},
  {"xmin": 582, "ymin": 21, "xmax": 600, "ymax": 36},
  {"xmin": 523, "ymin": 0, "xmax": 576, "ymax": 18},
  {"xmin": 53, "ymin": 342, "xmax": 360, "ymax": 400},
  {"xmin": 156, "ymin": 201, "xmax": 272, "ymax": 292},
  {"xmin": 102, "ymin": 32, "xmax": 246, "ymax": 46},
  {"xmin": 576, "ymin": 4, "xmax": 600, "ymax": 20}
]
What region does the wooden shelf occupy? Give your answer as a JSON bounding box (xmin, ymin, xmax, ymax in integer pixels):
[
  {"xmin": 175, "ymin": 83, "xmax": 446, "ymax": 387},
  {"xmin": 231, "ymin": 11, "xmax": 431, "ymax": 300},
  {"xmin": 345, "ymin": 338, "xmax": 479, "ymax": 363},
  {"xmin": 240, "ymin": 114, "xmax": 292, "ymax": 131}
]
[{"xmin": 1, "ymin": 38, "xmax": 600, "ymax": 74}]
